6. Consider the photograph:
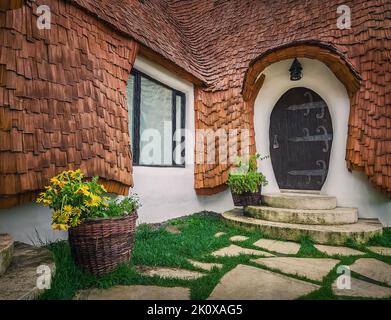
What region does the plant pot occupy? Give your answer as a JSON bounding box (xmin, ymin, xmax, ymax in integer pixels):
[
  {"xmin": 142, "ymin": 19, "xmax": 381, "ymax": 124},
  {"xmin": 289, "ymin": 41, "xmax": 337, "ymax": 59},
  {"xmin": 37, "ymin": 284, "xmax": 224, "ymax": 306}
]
[
  {"xmin": 68, "ymin": 212, "xmax": 138, "ymax": 276},
  {"xmin": 231, "ymin": 186, "xmax": 262, "ymax": 207}
]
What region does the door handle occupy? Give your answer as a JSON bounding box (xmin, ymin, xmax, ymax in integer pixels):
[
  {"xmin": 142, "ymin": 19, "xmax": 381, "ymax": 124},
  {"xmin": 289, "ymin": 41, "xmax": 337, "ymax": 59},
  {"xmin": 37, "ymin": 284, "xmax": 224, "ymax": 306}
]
[{"xmin": 273, "ymin": 134, "xmax": 279, "ymax": 149}]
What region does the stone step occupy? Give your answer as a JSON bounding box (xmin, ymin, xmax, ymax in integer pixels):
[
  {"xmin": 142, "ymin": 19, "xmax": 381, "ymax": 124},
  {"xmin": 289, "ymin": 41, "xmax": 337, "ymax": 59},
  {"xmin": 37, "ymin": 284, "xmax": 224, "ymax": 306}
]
[
  {"xmin": 244, "ymin": 205, "xmax": 358, "ymax": 225},
  {"xmin": 0, "ymin": 234, "xmax": 13, "ymax": 276},
  {"xmin": 262, "ymin": 193, "xmax": 337, "ymax": 210},
  {"xmin": 0, "ymin": 242, "xmax": 55, "ymax": 300},
  {"xmin": 222, "ymin": 209, "xmax": 382, "ymax": 245}
]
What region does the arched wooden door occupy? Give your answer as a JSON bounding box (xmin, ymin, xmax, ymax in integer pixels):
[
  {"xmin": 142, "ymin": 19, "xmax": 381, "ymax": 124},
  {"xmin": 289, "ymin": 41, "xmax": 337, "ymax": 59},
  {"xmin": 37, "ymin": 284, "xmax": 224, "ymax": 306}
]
[{"xmin": 269, "ymin": 87, "xmax": 333, "ymax": 190}]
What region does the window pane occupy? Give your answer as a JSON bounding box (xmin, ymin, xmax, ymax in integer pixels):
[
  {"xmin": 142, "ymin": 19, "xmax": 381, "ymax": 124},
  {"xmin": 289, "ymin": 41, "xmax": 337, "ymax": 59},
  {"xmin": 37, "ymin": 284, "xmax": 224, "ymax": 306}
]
[
  {"xmin": 127, "ymin": 73, "xmax": 135, "ymax": 142},
  {"xmin": 139, "ymin": 76, "xmax": 172, "ymax": 165}
]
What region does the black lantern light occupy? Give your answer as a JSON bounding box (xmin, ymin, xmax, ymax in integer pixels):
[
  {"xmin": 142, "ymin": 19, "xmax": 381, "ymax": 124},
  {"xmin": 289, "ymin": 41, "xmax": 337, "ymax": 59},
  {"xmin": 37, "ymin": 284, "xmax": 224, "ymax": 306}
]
[{"xmin": 289, "ymin": 58, "xmax": 302, "ymax": 81}]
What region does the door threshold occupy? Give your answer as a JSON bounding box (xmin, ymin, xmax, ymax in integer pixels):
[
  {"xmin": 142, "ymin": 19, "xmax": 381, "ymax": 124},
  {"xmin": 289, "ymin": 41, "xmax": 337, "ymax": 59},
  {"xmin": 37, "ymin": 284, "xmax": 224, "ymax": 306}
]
[{"xmin": 280, "ymin": 189, "xmax": 321, "ymax": 195}]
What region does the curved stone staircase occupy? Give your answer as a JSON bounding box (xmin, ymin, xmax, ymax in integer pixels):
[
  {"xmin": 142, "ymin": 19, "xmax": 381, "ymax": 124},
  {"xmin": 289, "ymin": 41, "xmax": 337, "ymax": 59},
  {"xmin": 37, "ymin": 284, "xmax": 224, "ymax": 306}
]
[{"xmin": 223, "ymin": 193, "xmax": 383, "ymax": 245}]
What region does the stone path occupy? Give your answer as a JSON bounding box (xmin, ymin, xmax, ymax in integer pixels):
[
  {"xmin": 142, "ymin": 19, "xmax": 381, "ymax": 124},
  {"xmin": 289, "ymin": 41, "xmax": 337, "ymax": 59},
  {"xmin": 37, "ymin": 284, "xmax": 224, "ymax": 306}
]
[
  {"xmin": 75, "ymin": 285, "xmax": 190, "ymax": 300},
  {"xmin": 0, "ymin": 242, "xmax": 54, "ymax": 300},
  {"xmin": 187, "ymin": 259, "xmax": 223, "ymax": 271},
  {"xmin": 214, "ymin": 232, "xmax": 226, "ymax": 238},
  {"xmin": 349, "ymin": 258, "xmax": 391, "ymax": 286},
  {"xmin": 211, "ymin": 244, "xmax": 274, "ymax": 257},
  {"xmin": 229, "ymin": 235, "xmax": 249, "ymax": 242},
  {"xmin": 253, "ymin": 239, "xmax": 300, "ymax": 254},
  {"xmin": 208, "ymin": 264, "xmax": 319, "ymax": 300},
  {"xmin": 135, "ymin": 265, "xmax": 204, "ymax": 280},
  {"xmin": 165, "ymin": 225, "xmax": 181, "ymax": 234},
  {"xmin": 252, "ymin": 257, "xmax": 339, "ymax": 281},
  {"xmin": 0, "ymin": 234, "xmax": 13, "ymax": 276},
  {"xmin": 367, "ymin": 246, "xmax": 391, "ymax": 256},
  {"xmin": 332, "ymin": 278, "xmax": 391, "ymax": 298},
  {"xmin": 314, "ymin": 244, "xmax": 365, "ymax": 256}
]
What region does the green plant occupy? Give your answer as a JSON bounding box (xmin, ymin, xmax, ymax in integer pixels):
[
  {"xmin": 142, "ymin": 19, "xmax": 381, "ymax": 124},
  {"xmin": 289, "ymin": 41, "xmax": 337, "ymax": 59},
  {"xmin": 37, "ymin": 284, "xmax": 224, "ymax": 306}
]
[
  {"xmin": 102, "ymin": 195, "xmax": 141, "ymax": 217},
  {"xmin": 227, "ymin": 154, "xmax": 268, "ymax": 194},
  {"xmin": 37, "ymin": 169, "xmax": 141, "ymax": 231}
]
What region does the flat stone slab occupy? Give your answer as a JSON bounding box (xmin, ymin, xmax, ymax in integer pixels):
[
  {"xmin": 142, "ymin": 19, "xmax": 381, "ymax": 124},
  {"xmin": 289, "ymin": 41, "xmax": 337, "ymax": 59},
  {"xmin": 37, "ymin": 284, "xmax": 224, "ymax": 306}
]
[
  {"xmin": 332, "ymin": 277, "xmax": 391, "ymax": 298},
  {"xmin": 211, "ymin": 244, "xmax": 275, "ymax": 258},
  {"xmin": 252, "ymin": 257, "xmax": 339, "ymax": 281},
  {"xmin": 244, "ymin": 206, "xmax": 358, "ymax": 225},
  {"xmin": 135, "ymin": 265, "xmax": 204, "ymax": 280},
  {"xmin": 229, "ymin": 235, "xmax": 249, "ymax": 242},
  {"xmin": 75, "ymin": 285, "xmax": 190, "ymax": 300},
  {"xmin": 208, "ymin": 264, "xmax": 319, "ymax": 300},
  {"xmin": 0, "ymin": 234, "xmax": 13, "ymax": 276},
  {"xmin": 187, "ymin": 259, "xmax": 223, "ymax": 271},
  {"xmin": 350, "ymin": 258, "xmax": 391, "ymax": 286},
  {"xmin": 223, "ymin": 209, "xmax": 383, "ymax": 245},
  {"xmin": 314, "ymin": 244, "xmax": 365, "ymax": 256},
  {"xmin": 214, "ymin": 232, "xmax": 226, "ymax": 238},
  {"xmin": 0, "ymin": 242, "xmax": 55, "ymax": 300},
  {"xmin": 253, "ymin": 239, "xmax": 301, "ymax": 255},
  {"xmin": 261, "ymin": 193, "xmax": 337, "ymax": 210},
  {"xmin": 367, "ymin": 246, "xmax": 391, "ymax": 256},
  {"xmin": 165, "ymin": 225, "xmax": 181, "ymax": 234}
]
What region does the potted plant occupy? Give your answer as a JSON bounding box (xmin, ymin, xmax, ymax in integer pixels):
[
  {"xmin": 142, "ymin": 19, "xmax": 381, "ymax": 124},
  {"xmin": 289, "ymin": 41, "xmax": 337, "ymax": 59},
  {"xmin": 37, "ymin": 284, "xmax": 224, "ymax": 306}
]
[
  {"xmin": 37, "ymin": 169, "xmax": 140, "ymax": 276},
  {"xmin": 227, "ymin": 154, "xmax": 268, "ymax": 207}
]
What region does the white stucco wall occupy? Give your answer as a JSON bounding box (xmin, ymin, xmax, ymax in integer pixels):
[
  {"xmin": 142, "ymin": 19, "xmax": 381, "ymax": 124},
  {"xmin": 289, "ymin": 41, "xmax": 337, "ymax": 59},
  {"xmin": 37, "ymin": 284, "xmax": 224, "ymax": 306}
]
[{"xmin": 254, "ymin": 58, "xmax": 391, "ymax": 226}]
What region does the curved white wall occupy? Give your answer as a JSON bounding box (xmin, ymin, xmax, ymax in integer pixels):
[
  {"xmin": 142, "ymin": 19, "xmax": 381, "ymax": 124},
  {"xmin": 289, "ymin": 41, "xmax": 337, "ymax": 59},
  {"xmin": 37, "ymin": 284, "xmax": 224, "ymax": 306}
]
[{"xmin": 254, "ymin": 58, "xmax": 391, "ymax": 226}]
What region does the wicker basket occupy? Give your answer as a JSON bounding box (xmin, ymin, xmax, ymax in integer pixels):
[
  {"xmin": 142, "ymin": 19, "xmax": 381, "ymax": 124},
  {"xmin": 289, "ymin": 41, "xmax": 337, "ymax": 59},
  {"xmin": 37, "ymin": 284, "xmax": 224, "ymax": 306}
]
[
  {"xmin": 231, "ymin": 186, "xmax": 262, "ymax": 207},
  {"xmin": 68, "ymin": 212, "xmax": 138, "ymax": 276}
]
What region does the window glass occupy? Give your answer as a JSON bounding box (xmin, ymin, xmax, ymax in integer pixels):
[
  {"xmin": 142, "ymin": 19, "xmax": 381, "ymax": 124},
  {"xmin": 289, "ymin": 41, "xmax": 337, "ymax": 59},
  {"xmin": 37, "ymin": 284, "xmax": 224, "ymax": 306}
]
[
  {"xmin": 140, "ymin": 77, "xmax": 172, "ymax": 165},
  {"xmin": 127, "ymin": 70, "xmax": 185, "ymax": 167}
]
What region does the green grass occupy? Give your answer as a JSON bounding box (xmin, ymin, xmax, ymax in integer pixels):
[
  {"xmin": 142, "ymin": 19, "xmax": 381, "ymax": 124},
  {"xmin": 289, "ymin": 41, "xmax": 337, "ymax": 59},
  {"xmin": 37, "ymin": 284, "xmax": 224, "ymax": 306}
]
[{"xmin": 40, "ymin": 213, "xmax": 391, "ymax": 300}]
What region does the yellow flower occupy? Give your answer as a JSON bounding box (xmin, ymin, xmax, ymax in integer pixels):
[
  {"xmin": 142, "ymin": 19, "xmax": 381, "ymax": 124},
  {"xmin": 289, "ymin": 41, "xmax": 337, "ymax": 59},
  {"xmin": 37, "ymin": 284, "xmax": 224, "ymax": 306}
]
[
  {"xmin": 75, "ymin": 185, "xmax": 90, "ymax": 196},
  {"xmin": 63, "ymin": 205, "xmax": 73, "ymax": 212},
  {"xmin": 70, "ymin": 169, "xmax": 83, "ymax": 179},
  {"xmin": 52, "ymin": 223, "xmax": 68, "ymax": 231},
  {"xmin": 84, "ymin": 194, "xmax": 102, "ymax": 207}
]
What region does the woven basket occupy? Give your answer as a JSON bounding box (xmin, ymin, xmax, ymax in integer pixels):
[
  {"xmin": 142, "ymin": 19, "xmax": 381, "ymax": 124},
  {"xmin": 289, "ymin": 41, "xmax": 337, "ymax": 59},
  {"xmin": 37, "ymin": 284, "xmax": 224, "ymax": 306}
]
[
  {"xmin": 231, "ymin": 186, "xmax": 262, "ymax": 207},
  {"xmin": 68, "ymin": 212, "xmax": 138, "ymax": 276}
]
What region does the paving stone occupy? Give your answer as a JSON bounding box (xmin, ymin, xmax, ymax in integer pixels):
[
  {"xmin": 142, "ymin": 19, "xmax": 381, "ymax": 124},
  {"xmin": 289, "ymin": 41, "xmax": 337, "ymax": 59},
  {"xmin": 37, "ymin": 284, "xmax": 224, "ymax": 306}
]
[
  {"xmin": 252, "ymin": 257, "xmax": 339, "ymax": 281},
  {"xmin": 211, "ymin": 245, "xmax": 275, "ymax": 257},
  {"xmin": 0, "ymin": 242, "xmax": 55, "ymax": 300},
  {"xmin": 350, "ymin": 258, "xmax": 391, "ymax": 286},
  {"xmin": 165, "ymin": 225, "xmax": 181, "ymax": 234},
  {"xmin": 74, "ymin": 285, "xmax": 190, "ymax": 300},
  {"xmin": 229, "ymin": 235, "xmax": 249, "ymax": 242},
  {"xmin": 314, "ymin": 244, "xmax": 365, "ymax": 256},
  {"xmin": 332, "ymin": 278, "xmax": 391, "ymax": 298},
  {"xmin": 367, "ymin": 246, "xmax": 391, "ymax": 256},
  {"xmin": 135, "ymin": 265, "xmax": 204, "ymax": 280},
  {"xmin": 253, "ymin": 239, "xmax": 300, "ymax": 254},
  {"xmin": 208, "ymin": 264, "xmax": 319, "ymax": 300},
  {"xmin": 187, "ymin": 259, "xmax": 223, "ymax": 271},
  {"xmin": 0, "ymin": 234, "xmax": 13, "ymax": 276},
  {"xmin": 214, "ymin": 232, "xmax": 226, "ymax": 238}
]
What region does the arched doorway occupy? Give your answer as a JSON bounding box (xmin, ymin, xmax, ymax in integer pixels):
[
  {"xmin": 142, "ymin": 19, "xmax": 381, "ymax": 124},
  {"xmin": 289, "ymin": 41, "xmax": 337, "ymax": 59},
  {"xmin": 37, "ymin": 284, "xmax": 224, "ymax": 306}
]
[{"xmin": 269, "ymin": 87, "xmax": 333, "ymax": 190}]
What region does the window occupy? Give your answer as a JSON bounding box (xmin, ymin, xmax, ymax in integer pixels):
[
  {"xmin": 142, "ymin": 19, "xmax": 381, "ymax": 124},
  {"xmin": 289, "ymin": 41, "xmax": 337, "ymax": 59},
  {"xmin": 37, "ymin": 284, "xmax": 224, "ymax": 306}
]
[{"xmin": 127, "ymin": 69, "xmax": 186, "ymax": 167}]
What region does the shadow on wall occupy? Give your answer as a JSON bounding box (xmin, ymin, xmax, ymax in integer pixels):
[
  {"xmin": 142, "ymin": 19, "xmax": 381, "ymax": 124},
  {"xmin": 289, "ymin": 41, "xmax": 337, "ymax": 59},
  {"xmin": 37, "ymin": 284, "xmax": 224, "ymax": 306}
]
[{"xmin": 0, "ymin": 203, "xmax": 68, "ymax": 244}]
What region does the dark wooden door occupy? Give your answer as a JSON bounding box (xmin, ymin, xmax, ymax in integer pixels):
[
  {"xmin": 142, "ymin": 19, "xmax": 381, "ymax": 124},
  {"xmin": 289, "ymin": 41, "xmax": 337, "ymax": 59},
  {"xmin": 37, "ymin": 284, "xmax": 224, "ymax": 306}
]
[{"xmin": 269, "ymin": 87, "xmax": 333, "ymax": 190}]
